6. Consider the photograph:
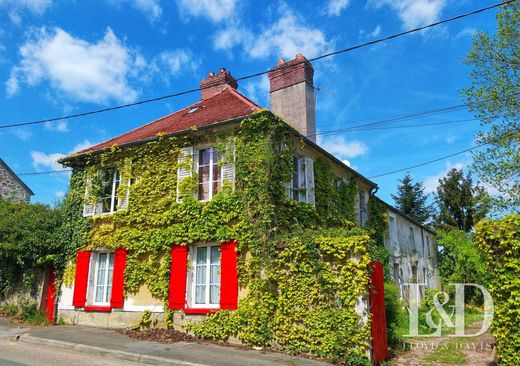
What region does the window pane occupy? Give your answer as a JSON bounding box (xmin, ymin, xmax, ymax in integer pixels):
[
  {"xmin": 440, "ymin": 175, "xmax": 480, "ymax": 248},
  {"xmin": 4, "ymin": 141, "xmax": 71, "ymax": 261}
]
[
  {"xmin": 212, "ymin": 181, "xmax": 221, "ymax": 195},
  {"xmin": 196, "ymin": 265, "xmax": 206, "ymax": 285},
  {"xmin": 199, "ymin": 149, "xmax": 210, "ymax": 166},
  {"xmin": 95, "ymin": 286, "xmax": 104, "ymax": 303},
  {"xmin": 210, "ymin": 285, "xmax": 220, "ymax": 304},
  {"xmin": 105, "ymin": 286, "xmax": 112, "ymax": 302},
  {"xmin": 101, "ymin": 197, "xmax": 112, "ymax": 213},
  {"xmin": 199, "ymin": 165, "xmax": 210, "ymax": 182},
  {"xmin": 198, "ymin": 182, "xmax": 210, "ymax": 200},
  {"xmin": 212, "ymin": 162, "xmax": 221, "ymax": 181},
  {"xmin": 212, "ymin": 148, "xmax": 220, "ymax": 163},
  {"xmin": 210, "ymin": 246, "xmax": 220, "ymax": 264},
  {"xmin": 98, "ymin": 253, "xmax": 107, "ymax": 269},
  {"xmin": 195, "ymin": 285, "xmax": 206, "ymax": 304}
]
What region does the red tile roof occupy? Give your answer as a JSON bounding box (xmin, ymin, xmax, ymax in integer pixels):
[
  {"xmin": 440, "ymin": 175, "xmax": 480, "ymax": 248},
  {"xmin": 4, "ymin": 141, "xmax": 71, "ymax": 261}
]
[{"xmin": 74, "ymin": 87, "xmax": 261, "ymax": 155}]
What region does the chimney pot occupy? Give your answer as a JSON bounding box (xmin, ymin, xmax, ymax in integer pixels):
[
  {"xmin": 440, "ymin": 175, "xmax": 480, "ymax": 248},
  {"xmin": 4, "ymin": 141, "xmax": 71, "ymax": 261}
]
[
  {"xmin": 200, "ymin": 68, "xmax": 238, "ymax": 100},
  {"xmin": 277, "ymin": 58, "xmax": 285, "ymax": 65}
]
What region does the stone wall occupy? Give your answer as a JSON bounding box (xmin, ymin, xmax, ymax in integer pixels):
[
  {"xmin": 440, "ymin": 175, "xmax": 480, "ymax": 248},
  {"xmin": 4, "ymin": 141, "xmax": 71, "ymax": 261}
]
[{"xmin": 0, "ymin": 163, "xmax": 31, "ymax": 202}]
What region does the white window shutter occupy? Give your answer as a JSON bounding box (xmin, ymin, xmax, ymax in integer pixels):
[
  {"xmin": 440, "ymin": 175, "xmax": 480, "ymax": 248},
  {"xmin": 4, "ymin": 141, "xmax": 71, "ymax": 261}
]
[
  {"xmin": 118, "ymin": 178, "xmax": 131, "ymax": 210},
  {"xmin": 304, "ymin": 157, "xmax": 315, "ymax": 205},
  {"xmin": 177, "ymin": 146, "xmax": 194, "ymax": 202},
  {"xmin": 221, "ymin": 142, "xmax": 235, "ymax": 188},
  {"xmin": 83, "ymin": 178, "xmax": 96, "ymax": 217}
]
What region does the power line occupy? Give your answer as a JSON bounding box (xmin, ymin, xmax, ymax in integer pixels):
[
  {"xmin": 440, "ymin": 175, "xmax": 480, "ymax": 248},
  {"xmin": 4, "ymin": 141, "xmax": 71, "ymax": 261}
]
[
  {"xmin": 368, "ymin": 144, "xmax": 486, "ymax": 179},
  {"xmin": 1, "ymin": 0, "xmax": 513, "ymax": 130}
]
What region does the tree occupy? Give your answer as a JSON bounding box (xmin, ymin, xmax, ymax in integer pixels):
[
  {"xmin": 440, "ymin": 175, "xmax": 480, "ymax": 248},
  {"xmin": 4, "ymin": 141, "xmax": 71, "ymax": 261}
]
[
  {"xmin": 391, "ymin": 173, "xmax": 432, "ymax": 224},
  {"xmin": 435, "ymin": 168, "xmax": 490, "ymax": 232},
  {"xmin": 462, "ymin": 2, "xmax": 519, "ymax": 211},
  {"xmin": 437, "ymin": 229, "xmax": 490, "ymax": 304},
  {"xmin": 0, "ymin": 200, "xmax": 63, "ymax": 297}
]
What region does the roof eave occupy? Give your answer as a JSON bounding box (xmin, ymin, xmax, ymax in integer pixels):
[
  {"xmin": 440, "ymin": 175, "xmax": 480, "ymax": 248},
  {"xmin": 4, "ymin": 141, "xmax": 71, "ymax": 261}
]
[
  {"xmin": 374, "ymin": 196, "xmax": 436, "ymax": 235},
  {"xmin": 59, "ymin": 110, "xmax": 269, "ymax": 165},
  {"xmin": 0, "ymin": 158, "xmax": 34, "ymax": 196}
]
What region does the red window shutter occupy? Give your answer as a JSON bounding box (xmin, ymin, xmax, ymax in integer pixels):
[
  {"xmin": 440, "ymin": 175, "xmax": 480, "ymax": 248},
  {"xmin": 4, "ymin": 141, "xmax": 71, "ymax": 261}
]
[
  {"xmin": 110, "ymin": 249, "xmax": 127, "ymax": 308},
  {"xmin": 220, "ymin": 241, "xmax": 238, "ymax": 310},
  {"xmin": 168, "ymin": 245, "xmax": 188, "ymax": 309},
  {"xmin": 72, "ymin": 251, "xmax": 91, "ymax": 307}
]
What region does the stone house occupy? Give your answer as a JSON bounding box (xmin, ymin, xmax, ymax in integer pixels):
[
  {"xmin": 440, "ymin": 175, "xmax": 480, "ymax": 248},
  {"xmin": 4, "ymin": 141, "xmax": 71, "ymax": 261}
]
[
  {"xmin": 56, "ymin": 54, "xmax": 437, "ymax": 336},
  {"xmin": 0, "ymin": 158, "xmax": 33, "ymax": 202}
]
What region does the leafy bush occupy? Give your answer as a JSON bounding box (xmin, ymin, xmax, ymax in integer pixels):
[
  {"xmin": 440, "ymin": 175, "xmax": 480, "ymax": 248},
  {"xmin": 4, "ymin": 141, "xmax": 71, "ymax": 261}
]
[
  {"xmin": 384, "ymin": 282, "xmax": 406, "ymax": 347},
  {"xmin": 0, "ymin": 299, "xmax": 47, "ymax": 325},
  {"xmin": 475, "ymin": 214, "xmax": 520, "ymax": 364}
]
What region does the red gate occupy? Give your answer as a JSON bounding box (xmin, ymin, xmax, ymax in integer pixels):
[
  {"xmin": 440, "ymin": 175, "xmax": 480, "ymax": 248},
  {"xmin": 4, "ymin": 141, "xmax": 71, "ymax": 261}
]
[
  {"xmin": 370, "ymin": 261, "xmax": 388, "ymax": 365},
  {"xmin": 44, "ymin": 270, "xmax": 57, "ymax": 323}
]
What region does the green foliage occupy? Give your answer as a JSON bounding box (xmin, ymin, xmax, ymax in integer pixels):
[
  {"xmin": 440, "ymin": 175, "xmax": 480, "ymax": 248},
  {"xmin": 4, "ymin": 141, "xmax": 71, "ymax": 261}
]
[
  {"xmin": 437, "ymin": 229, "xmax": 490, "ymax": 304},
  {"xmin": 0, "ymin": 200, "xmax": 63, "ymax": 297},
  {"xmin": 462, "ymin": 2, "xmax": 519, "ymax": 210},
  {"xmin": 391, "ymin": 173, "xmax": 432, "ymax": 224},
  {"xmin": 475, "ymin": 214, "xmax": 520, "ymax": 364},
  {"xmin": 0, "ymin": 298, "xmax": 48, "ymax": 325},
  {"xmin": 61, "ymin": 112, "xmax": 388, "ymax": 362},
  {"xmin": 131, "ymin": 310, "xmax": 158, "ymax": 331},
  {"xmin": 384, "ymin": 282, "xmax": 406, "ymax": 348},
  {"xmin": 188, "ymin": 230, "xmax": 372, "ymax": 362},
  {"xmin": 435, "ymin": 168, "xmax": 490, "ymax": 232}
]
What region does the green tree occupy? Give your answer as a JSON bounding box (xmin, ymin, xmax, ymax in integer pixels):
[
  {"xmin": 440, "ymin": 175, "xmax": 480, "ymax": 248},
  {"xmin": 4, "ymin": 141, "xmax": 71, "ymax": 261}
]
[
  {"xmin": 391, "ymin": 173, "xmax": 432, "ymax": 224},
  {"xmin": 0, "ymin": 200, "xmax": 63, "ymax": 297},
  {"xmin": 462, "ymin": 2, "xmax": 519, "ymax": 211},
  {"xmin": 437, "ymin": 229, "xmax": 490, "ymax": 304},
  {"xmin": 435, "ymin": 168, "xmax": 490, "ymax": 232}
]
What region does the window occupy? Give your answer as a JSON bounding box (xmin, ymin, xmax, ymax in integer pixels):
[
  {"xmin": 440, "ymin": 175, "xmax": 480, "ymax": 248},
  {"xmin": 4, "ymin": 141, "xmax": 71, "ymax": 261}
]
[
  {"xmin": 359, "ymin": 190, "xmax": 368, "ymax": 225},
  {"xmin": 409, "ymin": 227, "xmax": 415, "ymax": 246},
  {"xmin": 101, "ymin": 168, "xmax": 121, "ymax": 214},
  {"xmin": 92, "ymin": 252, "xmax": 114, "ymax": 305},
  {"xmin": 189, "ymin": 244, "xmax": 221, "ymax": 308},
  {"xmin": 197, "ymin": 147, "xmax": 222, "ymax": 201},
  {"xmin": 288, "ymin": 156, "xmax": 314, "ymax": 204},
  {"xmin": 289, "ymin": 156, "xmax": 301, "ymax": 201}
]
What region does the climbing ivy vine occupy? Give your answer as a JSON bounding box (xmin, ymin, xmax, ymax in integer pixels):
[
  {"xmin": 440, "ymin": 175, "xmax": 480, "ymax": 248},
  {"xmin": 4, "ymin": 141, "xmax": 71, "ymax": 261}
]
[{"xmin": 61, "ymin": 111, "xmax": 385, "ymax": 363}]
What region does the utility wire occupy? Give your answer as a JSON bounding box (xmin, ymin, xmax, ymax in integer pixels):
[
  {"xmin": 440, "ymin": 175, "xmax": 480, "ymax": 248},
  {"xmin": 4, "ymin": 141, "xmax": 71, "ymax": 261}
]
[
  {"xmin": 1, "ymin": 0, "xmax": 513, "ymax": 130},
  {"xmin": 368, "ymin": 145, "xmax": 486, "ymax": 179}
]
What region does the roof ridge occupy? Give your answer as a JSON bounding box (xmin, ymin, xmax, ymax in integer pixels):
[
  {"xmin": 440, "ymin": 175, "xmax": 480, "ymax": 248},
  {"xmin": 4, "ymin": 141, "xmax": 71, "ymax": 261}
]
[{"xmin": 228, "ymin": 87, "xmax": 262, "ymax": 110}]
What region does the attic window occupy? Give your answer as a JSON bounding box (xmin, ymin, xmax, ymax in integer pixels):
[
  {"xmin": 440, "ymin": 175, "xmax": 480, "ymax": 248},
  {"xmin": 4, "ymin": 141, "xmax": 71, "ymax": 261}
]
[{"xmin": 188, "ymin": 106, "xmax": 202, "ymax": 114}]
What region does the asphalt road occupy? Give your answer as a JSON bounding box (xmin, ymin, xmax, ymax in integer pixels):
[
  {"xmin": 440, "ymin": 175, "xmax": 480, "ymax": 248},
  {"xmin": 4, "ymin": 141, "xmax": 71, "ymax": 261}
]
[{"xmin": 0, "ymin": 338, "xmax": 138, "ymax": 366}]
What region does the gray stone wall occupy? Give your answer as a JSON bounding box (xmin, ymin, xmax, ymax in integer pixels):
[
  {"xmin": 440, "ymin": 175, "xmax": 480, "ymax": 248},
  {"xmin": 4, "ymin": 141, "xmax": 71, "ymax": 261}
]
[{"xmin": 0, "ymin": 163, "xmax": 30, "ymax": 202}]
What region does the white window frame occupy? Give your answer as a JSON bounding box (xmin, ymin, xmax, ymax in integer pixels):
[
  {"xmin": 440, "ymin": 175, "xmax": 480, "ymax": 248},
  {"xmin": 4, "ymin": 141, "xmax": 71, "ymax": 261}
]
[
  {"xmin": 196, "ymin": 147, "xmax": 223, "ymax": 202},
  {"xmin": 100, "ymin": 168, "xmax": 121, "ymax": 214},
  {"xmin": 187, "ymin": 243, "xmax": 221, "ymax": 309},
  {"xmin": 90, "ymin": 251, "xmax": 115, "ymax": 306},
  {"xmin": 289, "ymin": 156, "xmax": 306, "ymax": 202}
]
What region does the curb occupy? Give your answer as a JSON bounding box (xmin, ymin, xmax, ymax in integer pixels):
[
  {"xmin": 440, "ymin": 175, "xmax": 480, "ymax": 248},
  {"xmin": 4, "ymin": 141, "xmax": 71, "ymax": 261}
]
[{"xmin": 14, "ymin": 334, "xmax": 208, "ymax": 366}]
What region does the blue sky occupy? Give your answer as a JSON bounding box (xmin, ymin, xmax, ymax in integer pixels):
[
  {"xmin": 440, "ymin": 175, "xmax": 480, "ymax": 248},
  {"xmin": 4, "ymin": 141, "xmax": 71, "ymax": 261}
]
[{"xmin": 0, "ymin": 0, "xmax": 501, "ymax": 206}]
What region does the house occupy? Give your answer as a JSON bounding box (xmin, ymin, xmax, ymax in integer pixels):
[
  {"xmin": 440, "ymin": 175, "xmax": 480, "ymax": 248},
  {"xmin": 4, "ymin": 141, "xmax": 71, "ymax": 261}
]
[
  {"xmin": 0, "ymin": 158, "xmax": 33, "ymax": 202},
  {"xmin": 378, "ymin": 198, "xmax": 440, "ymax": 301},
  {"xmin": 56, "ymin": 54, "xmax": 437, "ymax": 359}
]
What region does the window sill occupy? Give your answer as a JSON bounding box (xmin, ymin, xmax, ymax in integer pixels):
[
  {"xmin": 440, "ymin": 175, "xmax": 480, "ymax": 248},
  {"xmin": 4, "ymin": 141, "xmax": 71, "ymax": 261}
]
[
  {"xmin": 84, "ymin": 305, "xmax": 112, "ymax": 312},
  {"xmin": 184, "ymin": 308, "xmax": 219, "ymax": 315}
]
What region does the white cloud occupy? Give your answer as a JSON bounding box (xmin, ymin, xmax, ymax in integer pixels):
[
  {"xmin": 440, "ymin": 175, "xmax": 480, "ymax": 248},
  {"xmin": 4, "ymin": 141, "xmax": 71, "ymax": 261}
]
[
  {"xmin": 325, "ymin": 0, "xmax": 350, "ymax": 16},
  {"xmin": 54, "ymin": 190, "xmax": 65, "ymax": 199},
  {"xmin": 109, "ymin": 0, "xmax": 162, "ymax": 22},
  {"xmin": 30, "ymin": 151, "xmax": 65, "ymax": 171},
  {"xmin": 156, "ymin": 49, "xmax": 198, "ymax": 75},
  {"xmin": 177, "ymin": 0, "xmax": 237, "ymax": 23},
  {"xmin": 456, "ymin": 27, "xmax": 477, "ymax": 39},
  {"xmin": 44, "ymin": 120, "xmax": 68, "ymax": 132},
  {"xmin": 249, "ymin": 10, "xmax": 331, "ymax": 59},
  {"xmin": 370, "ymin": 25, "xmax": 382, "ymax": 38},
  {"xmin": 11, "ymin": 128, "xmax": 32, "ymax": 141},
  {"xmin": 215, "ymin": 6, "xmax": 332, "ymax": 60},
  {"xmin": 423, "ymin": 161, "xmax": 465, "ymax": 193},
  {"xmin": 7, "ymin": 27, "xmax": 144, "ymax": 104},
  {"xmin": 317, "ymin": 135, "xmax": 368, "ymax": 159},
  {"xmin": 0, "ymin": 0, "xmax": 52, "ymax": 24},
  {"xmin": 30, "ymin": 139, "xmax": 97, "ymax": 172},
  {"xmin": 370, "ymin": 0, "xmax": 446, "ymax": 29},
  {"xmin": 342, "ymin": 159, "xmax": 351, "ymax": 167}
]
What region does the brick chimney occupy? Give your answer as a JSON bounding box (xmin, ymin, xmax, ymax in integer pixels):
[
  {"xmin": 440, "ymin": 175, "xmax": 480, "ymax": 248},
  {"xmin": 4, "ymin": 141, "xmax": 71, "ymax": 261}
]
[
  {"xmin": 200, "ymin": 68, "xmax": 238, "ymax": 100},
  {"xmin": 268, "ymin": 53, "xmax": 316, "ymax": 141}
]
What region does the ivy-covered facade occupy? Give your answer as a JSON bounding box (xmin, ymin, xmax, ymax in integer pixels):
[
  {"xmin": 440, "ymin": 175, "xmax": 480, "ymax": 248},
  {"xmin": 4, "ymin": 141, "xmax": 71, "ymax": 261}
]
[{"xmin": 56, "ymin": 56, "xmax": 436, "ymax": 362}]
